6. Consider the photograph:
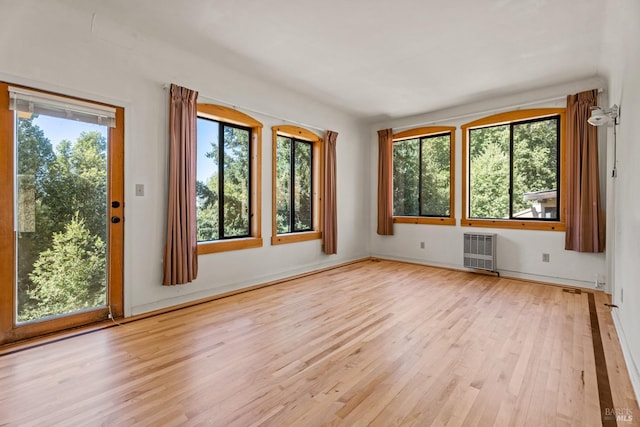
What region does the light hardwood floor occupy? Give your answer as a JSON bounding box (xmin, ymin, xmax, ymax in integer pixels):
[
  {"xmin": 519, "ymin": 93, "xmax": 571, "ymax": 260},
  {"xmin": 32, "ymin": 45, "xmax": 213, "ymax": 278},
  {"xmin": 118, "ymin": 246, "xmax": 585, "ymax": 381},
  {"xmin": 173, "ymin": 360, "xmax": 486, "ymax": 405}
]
[{"xmin": 0, "ymin": 259, "xmax": 637, "ymax": 426}]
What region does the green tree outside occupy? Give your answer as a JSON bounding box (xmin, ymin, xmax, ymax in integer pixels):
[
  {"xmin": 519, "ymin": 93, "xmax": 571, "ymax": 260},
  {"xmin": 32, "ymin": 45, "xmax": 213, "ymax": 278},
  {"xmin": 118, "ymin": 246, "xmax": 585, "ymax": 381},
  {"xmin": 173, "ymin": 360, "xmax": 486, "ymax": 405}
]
[
  {"xmin": 468, "ymin": 118, "xmax": 558, "ymax": 218},
  {"xmin": 393, "ymin": 134, "xmax": 451, "ymax": 217},
  {"xmin": 24, "ymin": 215, "xmax": 106, "ymax": 320},
  {"xmin": 275, "ymin": 136, "xmax": 292, "ymax": 234},
  {"xmin": 196, "ymin": 122, "xmax": 251, "ymax": 240},
  {"xmin": 16, "ymin": 116, "xmax": 108, "ymax": 322},
  {"xmin": 275, "ymin": 136, "xmax": 312, "ymax": 233}
]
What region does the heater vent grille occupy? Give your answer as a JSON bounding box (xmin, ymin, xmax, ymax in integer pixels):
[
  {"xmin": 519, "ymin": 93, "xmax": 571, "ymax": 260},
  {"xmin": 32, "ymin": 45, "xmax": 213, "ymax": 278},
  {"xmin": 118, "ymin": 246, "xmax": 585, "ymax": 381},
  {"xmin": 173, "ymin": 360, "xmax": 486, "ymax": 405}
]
[{"xmin": 463, "ymin": 232, "xmax": 497, "ymax": 271}]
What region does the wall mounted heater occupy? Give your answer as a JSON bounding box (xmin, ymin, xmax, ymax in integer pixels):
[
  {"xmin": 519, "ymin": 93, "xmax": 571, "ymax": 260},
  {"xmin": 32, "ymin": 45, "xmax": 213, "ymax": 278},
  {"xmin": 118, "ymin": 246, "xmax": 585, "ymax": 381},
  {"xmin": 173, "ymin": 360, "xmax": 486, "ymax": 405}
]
[{"xmin": 463, "ymin": 232, "xmax": 497, "ymax": 271}]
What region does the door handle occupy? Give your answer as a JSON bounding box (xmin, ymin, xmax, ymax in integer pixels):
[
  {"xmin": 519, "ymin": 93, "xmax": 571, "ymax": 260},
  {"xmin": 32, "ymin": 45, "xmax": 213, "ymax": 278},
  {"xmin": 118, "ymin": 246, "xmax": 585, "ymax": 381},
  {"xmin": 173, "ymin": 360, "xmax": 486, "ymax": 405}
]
[
  {"xmin": 110, "ymin": 216, "xmax": 121, "ymax": 224},
  {"xmin": 111, "ymin": 201, "xmax": 121, "ymax": 208}
]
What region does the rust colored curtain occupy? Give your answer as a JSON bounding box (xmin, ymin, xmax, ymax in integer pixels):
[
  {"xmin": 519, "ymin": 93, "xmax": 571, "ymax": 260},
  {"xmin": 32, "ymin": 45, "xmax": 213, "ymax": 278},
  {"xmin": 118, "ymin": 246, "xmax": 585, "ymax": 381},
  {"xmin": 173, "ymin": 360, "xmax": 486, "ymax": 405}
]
[
  {"xmin": 565, "ymin": 89, "xmax": 604, "ymax": 252},
  {"xmin": 377, "ymin": 129, "xmax": 394, "ymax": 235},
  {"xmin": 323, "ymin": 130, "xmax": 338, "ymax": 255},
  {"xmin": 163, "ymin": 84, "xmax": 199, "ymax": 285}
]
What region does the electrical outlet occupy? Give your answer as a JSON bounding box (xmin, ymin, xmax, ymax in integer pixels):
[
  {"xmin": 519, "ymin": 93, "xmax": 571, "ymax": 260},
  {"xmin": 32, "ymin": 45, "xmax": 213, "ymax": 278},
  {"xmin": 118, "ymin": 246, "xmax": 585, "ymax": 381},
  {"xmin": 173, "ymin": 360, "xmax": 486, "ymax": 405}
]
[
  {"xmin": 420, "ymin": 242, "xmax": 425, "ymax": 249},
  {"xmin": 542, "ymin": 253, "xmax": 550, "ymax": 262}
]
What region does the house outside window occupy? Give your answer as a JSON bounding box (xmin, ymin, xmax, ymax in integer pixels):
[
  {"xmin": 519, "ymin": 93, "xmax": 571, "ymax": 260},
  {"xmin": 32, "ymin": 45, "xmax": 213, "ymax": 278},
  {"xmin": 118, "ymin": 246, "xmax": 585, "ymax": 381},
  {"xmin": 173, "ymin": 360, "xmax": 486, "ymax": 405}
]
[{"xmin": 462, "ymin": 109, "xmax": 565, "ymax": 231}]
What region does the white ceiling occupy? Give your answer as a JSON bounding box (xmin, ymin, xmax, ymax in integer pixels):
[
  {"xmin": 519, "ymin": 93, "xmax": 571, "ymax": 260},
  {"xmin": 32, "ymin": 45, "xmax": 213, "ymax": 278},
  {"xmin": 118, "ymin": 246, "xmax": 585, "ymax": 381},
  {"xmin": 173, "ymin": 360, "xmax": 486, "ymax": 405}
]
[{"xmin": 64, "ymin": 0, "xmax": 607, "ymax": 121}]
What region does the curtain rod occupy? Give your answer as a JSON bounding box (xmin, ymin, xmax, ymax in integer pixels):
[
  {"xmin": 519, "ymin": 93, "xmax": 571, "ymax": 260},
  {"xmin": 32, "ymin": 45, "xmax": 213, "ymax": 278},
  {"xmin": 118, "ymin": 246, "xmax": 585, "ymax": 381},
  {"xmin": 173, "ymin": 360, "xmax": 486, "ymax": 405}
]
[
  {"xmin": 392, "ymin": 89, "xmax": 604, "ymax": 132},
  {"xmin": 163, "ymin": 84, "xmax": 326, "ymax": 133}
]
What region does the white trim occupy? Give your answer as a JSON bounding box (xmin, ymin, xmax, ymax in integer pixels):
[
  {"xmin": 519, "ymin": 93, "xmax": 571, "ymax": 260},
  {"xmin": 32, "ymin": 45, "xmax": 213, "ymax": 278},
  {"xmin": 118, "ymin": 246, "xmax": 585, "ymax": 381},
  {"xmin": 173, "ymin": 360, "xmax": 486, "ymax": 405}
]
[
  {"xmin": 370, "ymin": 253, "xmax": 598, "ymax": 289},
  {"xmin": 612, "ymin": 310, "xmax": 640, "ymax": 403},
  {"xmin": 130, "ymin": 255, "xmax": 369, "ymax": 316}
]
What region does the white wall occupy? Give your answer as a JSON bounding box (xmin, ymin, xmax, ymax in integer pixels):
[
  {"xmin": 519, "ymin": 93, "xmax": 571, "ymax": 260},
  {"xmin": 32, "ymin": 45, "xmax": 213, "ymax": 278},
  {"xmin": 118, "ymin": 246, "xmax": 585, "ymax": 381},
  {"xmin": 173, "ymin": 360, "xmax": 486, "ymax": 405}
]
[
  {"xmin": 2, "ymin": 2, "xmax": 636, "ymax": 399},
  {"xmin": 369, "ymin": 78, "xmax": 608, "ymax": 289},
  {"xmin": 0, "ymin": 1, "xmax": 370, "ymax": 316},
  {"xmin": 601, "ymin": 0, "xmax": 640, "ymax": 400}
]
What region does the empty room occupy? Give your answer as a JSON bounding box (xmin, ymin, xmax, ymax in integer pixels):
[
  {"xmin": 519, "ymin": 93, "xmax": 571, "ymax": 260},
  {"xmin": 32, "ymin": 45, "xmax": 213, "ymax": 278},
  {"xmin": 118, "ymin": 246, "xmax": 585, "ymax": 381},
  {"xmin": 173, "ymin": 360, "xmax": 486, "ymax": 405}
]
[{"xmin": 1, "ymin": 0, "xmax": 639, "ymax": 425}]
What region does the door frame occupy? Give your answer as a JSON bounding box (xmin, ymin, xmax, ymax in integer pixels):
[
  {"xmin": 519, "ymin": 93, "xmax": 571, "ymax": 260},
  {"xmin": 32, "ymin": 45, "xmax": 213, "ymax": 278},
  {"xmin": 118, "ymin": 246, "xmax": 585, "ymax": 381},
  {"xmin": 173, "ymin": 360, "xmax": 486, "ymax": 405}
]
[{"xmin": 0, "ymin": 82, "xmax": 124, "ymax": 345}]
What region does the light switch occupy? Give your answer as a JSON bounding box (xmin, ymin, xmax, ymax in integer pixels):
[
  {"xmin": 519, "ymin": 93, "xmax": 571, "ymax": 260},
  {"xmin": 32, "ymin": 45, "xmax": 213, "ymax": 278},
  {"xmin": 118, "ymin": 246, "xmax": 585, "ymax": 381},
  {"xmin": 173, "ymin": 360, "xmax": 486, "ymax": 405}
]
[{"xmin": 135, "ymin": 184, "xmax": 144, "ymax": 197}]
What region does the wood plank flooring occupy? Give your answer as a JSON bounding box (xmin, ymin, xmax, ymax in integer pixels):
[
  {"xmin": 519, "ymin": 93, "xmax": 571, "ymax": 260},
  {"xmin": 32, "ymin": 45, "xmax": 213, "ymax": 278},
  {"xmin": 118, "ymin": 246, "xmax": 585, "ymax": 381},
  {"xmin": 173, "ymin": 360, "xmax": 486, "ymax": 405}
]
[{"xmin": 0, "ymin": 259, "xmax": 638, "ymax": 426}]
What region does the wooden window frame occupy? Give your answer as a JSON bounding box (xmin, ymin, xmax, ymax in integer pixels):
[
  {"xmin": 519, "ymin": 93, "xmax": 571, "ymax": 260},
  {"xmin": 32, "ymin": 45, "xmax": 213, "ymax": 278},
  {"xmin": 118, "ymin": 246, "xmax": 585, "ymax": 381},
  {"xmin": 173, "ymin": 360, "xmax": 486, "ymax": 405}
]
[
  {"xmin": 196, "ymin": 104, "xmax": 263, "ymax": 254},
  {"xmin": 271, "ymin": 126, "xmax": 322, "ymax": 245},
  {"xmin": 392, "ymin": 126, "xmax": 456, "ymax": 226},
  {"xmin": 461, "ymin": 108, "xmax": 566, "ymax": 231}
]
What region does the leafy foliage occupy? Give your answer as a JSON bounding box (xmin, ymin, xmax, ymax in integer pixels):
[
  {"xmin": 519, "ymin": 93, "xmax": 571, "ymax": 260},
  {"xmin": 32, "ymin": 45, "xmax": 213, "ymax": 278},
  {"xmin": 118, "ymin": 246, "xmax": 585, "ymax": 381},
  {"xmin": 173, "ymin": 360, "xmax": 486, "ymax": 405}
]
[
  {"xmin": 469, "ymin": 129, "xmax": 510, "ymax": 218},
  {"xmin": 393, "ymin": 134, "xmax": 451, "ymax": 217},
  {"xmin": 222, "ymin": 126, "xmax": 250, "ymax": 237},
  {"xmin": 293, "ymin": 141, "xmax": 312, "ymax": 231},
  {"xmin": 393, "ymin": 138, "xmax": 419, "ymax": 216},
  {"xmin": 469, "ymin": 125, "xmax": 510, "ymax": 218},
  {"xmin": 275, "ymin": 136, "xmax": 291, "ymax": 233},
  {"xmin": 24, "ymin": 216, "xmax": 106, "ymax": 320},
  {"xmin": 469, "ymin": 117, "xmax": 558, "ymax": 219},
  {"xmin": 196, "ymin": 122, "xmax": 250, "ymax": 240},
  {"xmin": 420, "ymin": 135, "xmax": 451, "ymax": 216},
  {"xmin": 16, "ymin": 117, "xmax": 108, "ymax": 321},
  {"xmin": 16, "ymin": 117, "xmax": 55, "ymax": 315},
  {"xmin": 275, "ymin": 136, "xmax": 312, "ymax": 233},
  {"xmin": 512, "ymin": 119, "xmax": 558, "ymax": 214}
]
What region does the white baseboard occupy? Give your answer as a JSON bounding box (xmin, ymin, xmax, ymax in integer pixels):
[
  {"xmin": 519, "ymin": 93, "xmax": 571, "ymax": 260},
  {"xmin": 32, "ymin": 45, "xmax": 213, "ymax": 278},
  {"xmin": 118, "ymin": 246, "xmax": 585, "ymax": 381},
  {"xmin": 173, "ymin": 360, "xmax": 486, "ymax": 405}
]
[
  {"xmin": 370, "ymin": 253, "xmax": 597, "ymax": 289},
  {"xmin": 495, "ymin": 269, "xmax": 596, "ymax": 289},
  {"xmin": 612, "ymin": 310, "xmax": 640, "ymax": 403},
  {"xmin": 130, "ymin": 254, "xmax": 370, "ymax": 316}
]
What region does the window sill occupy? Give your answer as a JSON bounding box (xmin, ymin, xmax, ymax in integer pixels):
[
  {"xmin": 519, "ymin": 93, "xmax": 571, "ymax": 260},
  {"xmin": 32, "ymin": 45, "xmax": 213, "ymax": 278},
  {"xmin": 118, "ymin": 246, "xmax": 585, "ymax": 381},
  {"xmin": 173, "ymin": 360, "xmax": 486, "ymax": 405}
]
[
  {"xmin": 271, "ymin": 231, "xmax": 322, "ymax": 245},
  {"xmin": 198, "ymin": 237, "xmax": 263, "ymax": 255},
  {"xmin": 393, "ymin": 216, "xmax": 456, "ymax": 226},
  {"xmin": 461, "ymin": 218, "xmax": 565, "ymax": 231}
]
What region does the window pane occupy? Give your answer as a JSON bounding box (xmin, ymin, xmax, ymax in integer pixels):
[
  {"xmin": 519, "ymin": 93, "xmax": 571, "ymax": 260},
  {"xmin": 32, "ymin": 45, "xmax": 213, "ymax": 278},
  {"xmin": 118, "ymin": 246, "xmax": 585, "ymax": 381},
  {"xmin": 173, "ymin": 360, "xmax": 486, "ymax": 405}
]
[
  {"xmin": 16, "ymin": 114, "xmax": 108, "ymax": 322},
  {"xmin": 196, "ymin": 118, "xmax": 219, "ymax": 241},
  {"xmin": 393, "ymin": 139, "xmax": 419, "ymax": 216},
  {"xmin": 276, "ymin": 136, "xmax": 291, "ymax": 234},
  {"xmin": 469, "ymin": 125, "xmax": 510, "ymax": 219},
  {"xmin": 420, "ymin": 134, "xmax": 450, "ymax": 216},
  {"xmin": 512, "ymin": 118, "xmax": 558, "ymax": 219},
  {"xmin": 223, "ymin": 126, "xmax": 250, "ymax": 238},
  {"xmin": 293, "ymin": 141, "xmax": 312, "ymax": 231}
]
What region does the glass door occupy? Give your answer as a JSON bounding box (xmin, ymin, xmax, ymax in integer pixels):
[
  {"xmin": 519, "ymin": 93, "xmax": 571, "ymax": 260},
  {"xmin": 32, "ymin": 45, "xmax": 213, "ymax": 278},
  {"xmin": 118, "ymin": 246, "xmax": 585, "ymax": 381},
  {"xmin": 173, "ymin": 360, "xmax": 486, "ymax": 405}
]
[{"xmin": 0, "ymin": 83, "xmax": 124, "ymax": 344}]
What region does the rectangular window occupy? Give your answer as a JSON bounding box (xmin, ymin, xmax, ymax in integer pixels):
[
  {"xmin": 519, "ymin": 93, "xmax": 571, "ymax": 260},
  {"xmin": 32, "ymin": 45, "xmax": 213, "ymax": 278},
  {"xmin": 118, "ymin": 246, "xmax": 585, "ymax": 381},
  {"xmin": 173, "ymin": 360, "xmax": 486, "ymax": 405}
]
[
  {"xmin": 271, "ymin": 125, "xmax": 322, "ymax": 245},
  {"xmin": 468, "ymin": 115, "xmax": 560, "ymax": 221},
  {"xmin": 196, "ymin": 117, "xmax": 251, "ymax": 241},
  {"xmin": 393, "ymin": 132, "xmax": 452, "ymax": 218},
  {"xmin": 275, "ymin": 136, "xmax": 313, "ymax": 234}
]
